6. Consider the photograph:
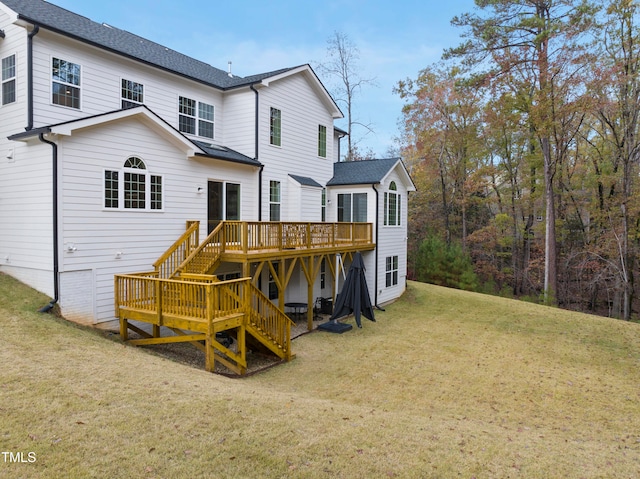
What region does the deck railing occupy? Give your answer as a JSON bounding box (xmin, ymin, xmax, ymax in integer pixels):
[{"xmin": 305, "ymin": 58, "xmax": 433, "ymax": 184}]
[
  {"xmin": 153, "ymin": 221, "xmax": 200, "ymax": 278},
  {"xmin": 115, "ymin": 274, "xmax": 250, "ymax": 324},
  {"xmin": 223, "ymin": 221, "xmax": 373, "ymax": 252}
]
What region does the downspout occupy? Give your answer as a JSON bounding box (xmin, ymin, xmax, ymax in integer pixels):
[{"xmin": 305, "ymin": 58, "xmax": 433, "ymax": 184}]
[
  {"xmin": 250, "ymin": 84, "xmax": 262, "ymax": 220},
  {"xmin": 27, "ymin": 25, "xmax": 40, "ymax": 131},
  {"xmin": 38, "ymin": 133, "xmax": 59, "ymax": 312},
  {"xmin": 372, "ymin": 184, "xmax": 384, "ymax": 311}
]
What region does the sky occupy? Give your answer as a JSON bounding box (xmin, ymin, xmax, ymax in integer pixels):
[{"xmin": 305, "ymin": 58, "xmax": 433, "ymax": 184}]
[{"xmin": 48, "ymin": 0, "xmax": 477, "ymax": 158}]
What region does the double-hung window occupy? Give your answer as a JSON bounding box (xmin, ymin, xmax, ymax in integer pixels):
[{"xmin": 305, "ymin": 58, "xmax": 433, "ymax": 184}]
[
  {"xmin": 179, "ymin": 96, "xmax": 214, "ymax": 139},
  {"xmin": 270, "ymin": 107, "xmax": 281, "ymax": 146},
  {"xmin": 318, "ymin": 125, "xmax": 327, "ymax": 157},
  {"xmin": 386, "ymin": 256, "xmax": 399, "ymax": 287},
  {"xmin": 384, "ymin": 181, "xmax": 401, "ymax": 226},
  {"xmin": 337, "ymin": 193, "xmax": 367, "ymax": 222},
  {"xmin": 104, "ymin": 157, "xmax": 162, "ymax": 210},
  {"xmin": 1, "ymin": 54, "xmax": 16, "ymax": 105},
  {"xmin": 269, "ymin": 180, "xmax": 281, "ymax": 221},
  {"xmin": 52, "ymin": 57, "xmax": 80, "ymax": 109},
  {"xmin": 122, "ymin": 79, "xmax": 144, "ymax": 109}
]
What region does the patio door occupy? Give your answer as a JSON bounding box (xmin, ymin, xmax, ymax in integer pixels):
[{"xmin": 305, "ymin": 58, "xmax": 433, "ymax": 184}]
[{"xmin": 208, "ymin": 181, "xmax": 240, "ymax": 234}]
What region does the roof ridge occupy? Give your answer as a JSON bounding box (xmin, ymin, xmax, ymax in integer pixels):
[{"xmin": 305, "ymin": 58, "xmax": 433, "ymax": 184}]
[{"xmin": 1, "ymin": 0, "xmax": 307, "ymax": 90}]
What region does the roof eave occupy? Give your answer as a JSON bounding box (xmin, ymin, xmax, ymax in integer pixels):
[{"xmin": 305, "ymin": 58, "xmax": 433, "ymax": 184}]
[{"xmin": 14, "ymin": 14, "xmax": 231, "ymax": 92}]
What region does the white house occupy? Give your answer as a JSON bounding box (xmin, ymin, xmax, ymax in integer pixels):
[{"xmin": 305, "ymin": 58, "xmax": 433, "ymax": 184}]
[{"xmin": 0, "ymin": 0, "xmax": 415, "ymax": 333}]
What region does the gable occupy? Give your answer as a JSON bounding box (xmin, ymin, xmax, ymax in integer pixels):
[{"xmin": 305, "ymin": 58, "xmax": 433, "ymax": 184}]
[{"xmin": 328, "ymin": 158, "xmax": 416, "ymax": 192}]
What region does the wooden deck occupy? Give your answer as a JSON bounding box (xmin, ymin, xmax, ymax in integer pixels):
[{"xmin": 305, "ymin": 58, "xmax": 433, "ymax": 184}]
[
  {"xmin": 115, "ymin": 275, "xmax": 293, "ymax": 375},
  {"xmin": 116, "ymin": 220, "xmax": 374, "ymax": 374}
]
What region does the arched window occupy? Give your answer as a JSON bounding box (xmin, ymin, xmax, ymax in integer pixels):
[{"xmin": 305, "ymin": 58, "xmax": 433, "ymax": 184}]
[
  {"xmin": 104, "ymin": 157, "xmax": 162, "ymax": 210},
  {"xmin": 384, "ymin": 181, "xmax": 401, "ymax": 226},
  {"xmin": 124, "ymin": 157, "xmax": 146, "ymax": 209}
]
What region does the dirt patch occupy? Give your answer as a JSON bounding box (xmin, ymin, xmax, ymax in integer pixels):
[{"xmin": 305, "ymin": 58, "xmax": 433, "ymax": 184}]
[{"xmin": 124, "ymin": 314, "xmax": 332, "ymax": 376}]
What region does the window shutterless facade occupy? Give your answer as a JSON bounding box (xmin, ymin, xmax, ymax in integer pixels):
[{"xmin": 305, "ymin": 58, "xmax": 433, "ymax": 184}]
[
  {"xmin": 269, "ymin": 180, "xmax": 281, "ymax": 221},
  {"xmin": 121, "ymin": 79, "xmax": 144, "ymax": 109},
  {"xmin": 1, "ymin": 54, "xmax": 16, "ymax": 105},
  {"xmin": 270, "ymin": 107, "xmax": 281, "ymax": 146},
  {"xmin": 104, "ymin": 157, "xmax": 162, "ymax": 210},
  {"xmin": 52, "ymin": 57, "xmax": 80, "ymax": 109},
  {"xmin": 384, "ymin": 181, "xmax": 401, "ymax": 226},
  {"xmin": 386, "ymin": 256, "xmax": 399, "ymax": 287},
  {"xmin": 318, "ymin": 125, "xmax": 327, "ymax": 157},
  {"xmin": 337, "ymin": 193, "xmax": 367, "ymax": 222},
  {"xmin": 179, "ymin": 96, "xmax": 214, "ymax": 139}
]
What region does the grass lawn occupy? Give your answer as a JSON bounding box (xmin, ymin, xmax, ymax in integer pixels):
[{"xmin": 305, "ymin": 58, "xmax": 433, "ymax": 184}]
[{"xmin": 1, "ymin": 272, "xmax": 640, "ymax": 478}]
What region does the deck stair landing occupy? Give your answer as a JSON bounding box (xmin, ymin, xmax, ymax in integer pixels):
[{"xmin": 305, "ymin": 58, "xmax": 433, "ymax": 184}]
[{"xmin": 115, "ymin": 274, "xmax": 293, "ymax": 375}]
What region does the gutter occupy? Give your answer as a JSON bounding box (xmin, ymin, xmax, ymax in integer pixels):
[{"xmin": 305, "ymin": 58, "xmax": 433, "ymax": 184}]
[
  {"xmin": 26, "ymin": 25, "xmax": 39, "ymax": 131},
  {"xmin": 38, "ymin": 133, "xmax": 59, "ymax": 313},
  {"xmin": 372, "ymin": 184, "xmax": 384, "ymax": 311},
  {"xmin": 251, "ymin": 84, "xmax": 262, "ymax": 220}
]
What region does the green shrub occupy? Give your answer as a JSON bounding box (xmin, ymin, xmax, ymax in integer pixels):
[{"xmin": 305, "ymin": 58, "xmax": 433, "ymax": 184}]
[{"xmin": 415, "ymin": 235, "xmax": 479, "ymax": 291}]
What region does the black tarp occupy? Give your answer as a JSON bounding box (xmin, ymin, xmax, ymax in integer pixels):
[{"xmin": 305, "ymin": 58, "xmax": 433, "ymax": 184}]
[{"xmin": 327, "ymin": 252, "xmax": 375, "ymax": 328}]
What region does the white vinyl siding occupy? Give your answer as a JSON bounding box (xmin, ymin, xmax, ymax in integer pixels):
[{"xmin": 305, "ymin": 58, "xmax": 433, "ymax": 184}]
[
  {"xmin": 257, "ymin": 74, "xmax": 335, "ymax": 221},
  {"xmin": 58, "ymin": 117, "xmax": 258, "ymax": 323}
]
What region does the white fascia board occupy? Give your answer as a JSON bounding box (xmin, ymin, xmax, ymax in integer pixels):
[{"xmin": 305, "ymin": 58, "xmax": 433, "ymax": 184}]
[{"xmin": 380, "ymin": 160, "xmax": 417, "ymax": 192}]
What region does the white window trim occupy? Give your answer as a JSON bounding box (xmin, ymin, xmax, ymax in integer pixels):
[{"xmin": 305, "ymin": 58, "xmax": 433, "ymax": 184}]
[
  {"xmin": 337, "ymin": 192, "xmax": 367, "ymax": 223},
  {"xmin": 103, "ymin": 161, "xmax": 164, "ymax": 212},
  {"xmin": 384, "ymin": 183, "xmax": 401, "ymax": 227},
  {"xmin": 386, "ymin": 255, "xmax": 399, "ymax": 288},
  {"xmin": 269, "ymin": 180, "xmax": 281, "ymax": 221},
  {"xmin": 1, "ymin": 53, "xmax": 16, "ymax": 107},
  {"xmin": 178, "ymin": 96, "xmax": 215, "ymax": 139},
  {"xmin": 270, "ymin": 107, "xmax": 282, "ymax": 148},
  {"xmin": 318, "ymin": 124, "xmax": 327, "ymax": 158},
  {"xmin": 121, "ymin": 78, "xmax": 144, "ymax": 109},
  {"xmin": 51, "ymin": 56, "xmax": 82, "ymax": 110}
]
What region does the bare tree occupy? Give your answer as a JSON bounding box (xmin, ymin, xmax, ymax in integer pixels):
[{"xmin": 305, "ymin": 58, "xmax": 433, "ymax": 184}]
[{"xmin": 317, "ymin": 31, "xmax": 377, "ymax": 161}]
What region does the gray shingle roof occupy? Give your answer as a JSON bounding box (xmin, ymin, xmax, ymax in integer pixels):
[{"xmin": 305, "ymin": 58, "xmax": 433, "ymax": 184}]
[
  {"xmin": 192, "ymin": 140, "xmax": 260, "ymax": 167},
  {"xmin": 1, "ymin": 0, "xmax": 297, "ymax": 90},
  {"xmin": 288, "ymin": 174, "xmax": 322, "ymax": 188},
  {"xmin": 327, "ymin": 158, "xmax": 402, "ymax": 186}
]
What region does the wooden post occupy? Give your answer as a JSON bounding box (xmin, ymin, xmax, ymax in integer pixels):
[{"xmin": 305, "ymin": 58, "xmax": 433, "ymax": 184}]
[
  {"xmin": 242, "ymin": 222, "xmax": 248, "ymax": 253},
  {"xmin": 156, "ymin": 278, "xmax": 162, "ymax": 327},
  {"xmin": 205, "ymin": 284, "xmax": 215, "ymax": 372}
]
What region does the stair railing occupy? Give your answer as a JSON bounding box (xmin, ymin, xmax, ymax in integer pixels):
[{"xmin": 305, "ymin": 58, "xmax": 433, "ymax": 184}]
[
  {"xmin": 153, "ymin": 221, "xmax": 200, "ymax": 279},
  {"xmin": 247, "ymin": 283, "xmax": 293, "ymax": 359},
  {"xmin": 174, "ymin": 222, "xmax": 225, "ymax": 276}
]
